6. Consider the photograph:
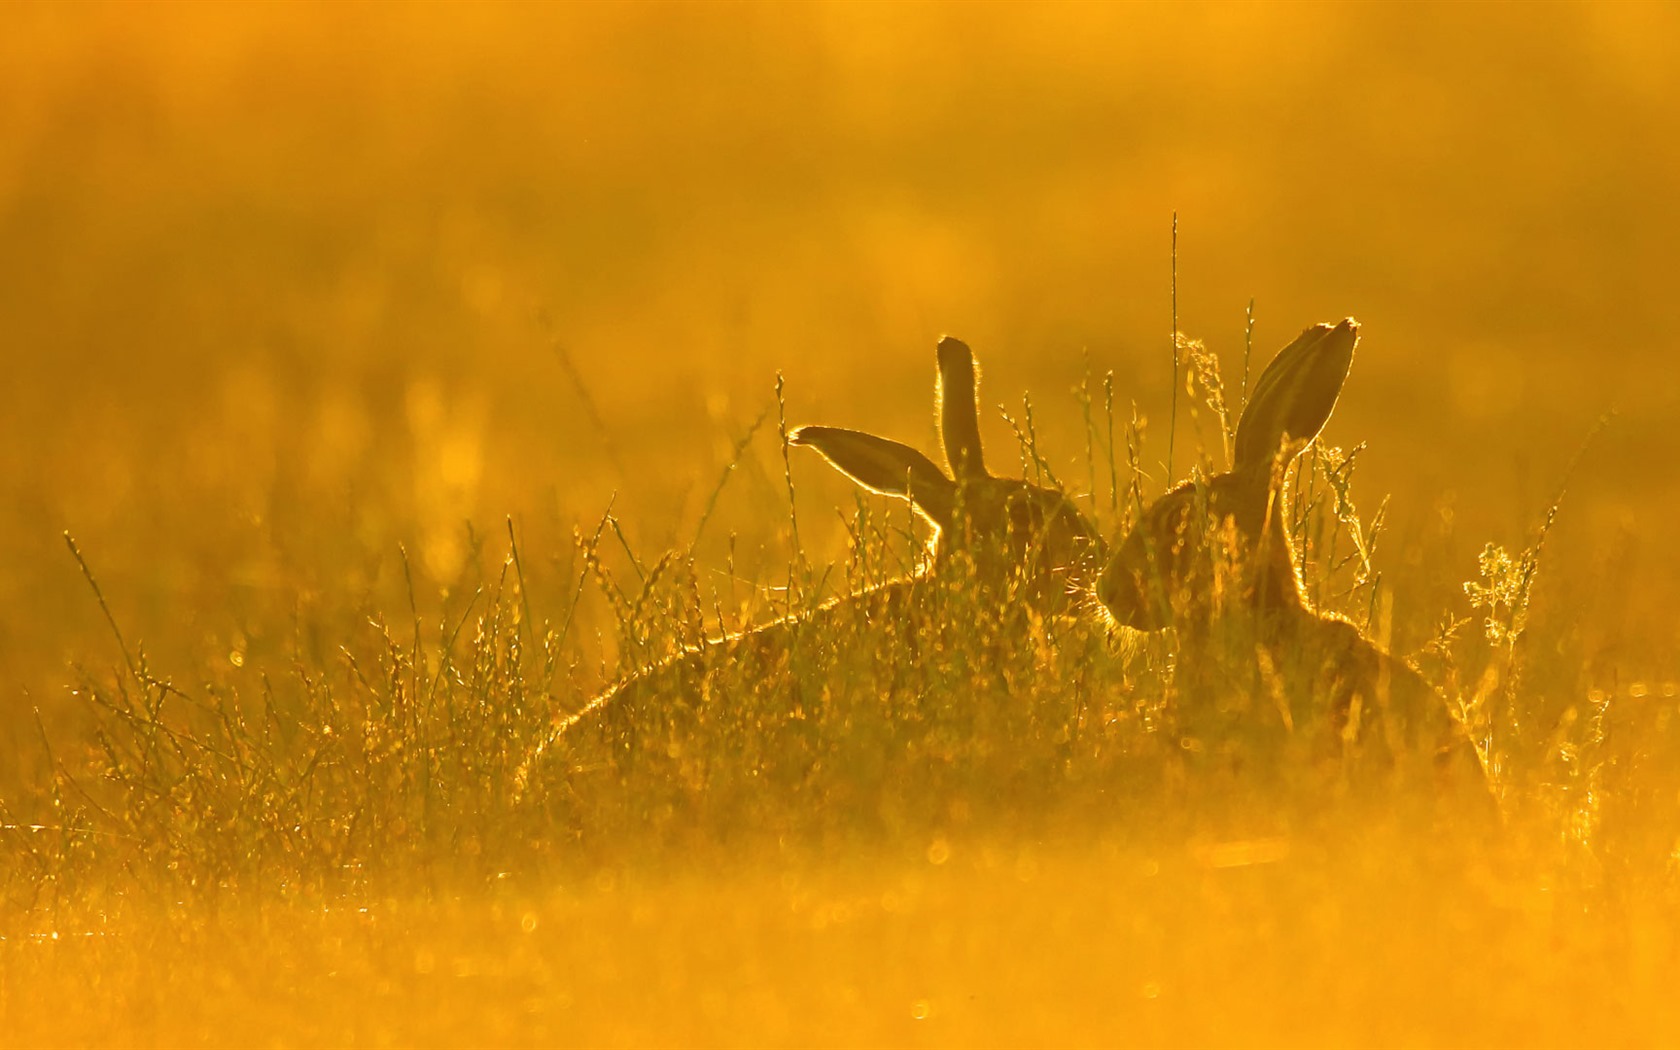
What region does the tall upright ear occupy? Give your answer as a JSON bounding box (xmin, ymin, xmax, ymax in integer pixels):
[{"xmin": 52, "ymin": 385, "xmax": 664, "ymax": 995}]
[
  {"xmin": 1232, "ymin": 318, "xmax": 1359, "ymax": 475},
  {"xmin": 936, "ymin": 336, "xmax": 988, "ymax": 480},
  {"xmin": 789, "ymin": 426, "xmax": 956, "ymax": 525}
]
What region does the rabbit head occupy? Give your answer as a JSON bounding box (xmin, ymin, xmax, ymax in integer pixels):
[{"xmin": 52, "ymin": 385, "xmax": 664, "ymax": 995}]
[
  {"xmin": 790, "ymin": 336, "xmax": 1102, "ymax": 612},
  {"xmin": 1097, "ymin": 319, "xmax": 1359, "ymax": 636}
]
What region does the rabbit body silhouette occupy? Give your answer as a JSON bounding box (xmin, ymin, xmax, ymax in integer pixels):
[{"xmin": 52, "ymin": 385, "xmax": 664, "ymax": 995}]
[
  {"xmin": 529, "ymin": 337, "xmax": 1102, "ymax": 765},
  {"xmin": 1097, "ymin": 320, "xmax": 1468, "ymax": 768}
]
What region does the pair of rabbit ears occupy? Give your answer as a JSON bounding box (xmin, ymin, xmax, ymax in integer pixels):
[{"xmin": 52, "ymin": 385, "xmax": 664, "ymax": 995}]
[
  {"xmin": 788, "ymin": 336, "xmax": 990, "ymax": 528},
  {"xmin": 791, "ymin": 320, "xmax": 1356, "ymax": 518},
  {"xmin": 1232, "ymin": 318, "xmax": 1359, "ymax": 478}
]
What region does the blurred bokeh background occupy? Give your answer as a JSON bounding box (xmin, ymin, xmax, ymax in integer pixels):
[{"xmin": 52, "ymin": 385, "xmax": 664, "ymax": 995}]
[{"xmin": 2, "ymin": 2, "xmax": 1676, "ymax": 777}]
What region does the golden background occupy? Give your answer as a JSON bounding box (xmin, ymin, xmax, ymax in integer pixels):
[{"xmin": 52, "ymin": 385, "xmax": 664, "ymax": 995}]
[
  {"xmin": 5, "ymin": 5, "xmax": 1674, "ymax": 671},
  {"xmin": 2, "ymin": 4, "xmax": 1677, "ymax": 1042}
]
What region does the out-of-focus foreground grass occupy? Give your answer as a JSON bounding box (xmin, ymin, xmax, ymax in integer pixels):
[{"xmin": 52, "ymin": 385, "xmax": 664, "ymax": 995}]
[{"xmin": 2, "ymin": 3, "xmax": 1678, "ymax": 1045}]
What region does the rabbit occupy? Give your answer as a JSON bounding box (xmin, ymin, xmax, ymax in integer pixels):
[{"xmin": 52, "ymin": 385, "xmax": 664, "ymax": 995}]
[
  {"xmin": 520, "ymin": 336, "xmax": 1104, "ymax": 778},
  {"xmin": 1095, "ymin": 319, "xmax": 1479, "ymax": 775},
  {"xmin": 788, "ymin": 335, "xmax": 1102, "ymax": 613}
]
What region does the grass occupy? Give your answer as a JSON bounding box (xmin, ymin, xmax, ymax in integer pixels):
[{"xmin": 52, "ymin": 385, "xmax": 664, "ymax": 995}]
[
  {"xmin": 3, "ymin": 334, "xmax": 1676, "ymax": 1045},
  {"xmin": 8, "ymin": 835, "xmax": 1676, "ymax": 1047}
]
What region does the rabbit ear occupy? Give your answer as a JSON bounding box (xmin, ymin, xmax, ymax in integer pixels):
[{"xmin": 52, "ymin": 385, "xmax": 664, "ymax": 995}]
[
  {"xmin": 1232, "ymin": 318, "xmax": 1359, "ymax": 475},
  {"xmin": 936, "ymin": 336, "xmax": 988, "ymax": 480},
  {"xmin": 789, "ymin": 426, "xmax": 957, "ymax": 525}
]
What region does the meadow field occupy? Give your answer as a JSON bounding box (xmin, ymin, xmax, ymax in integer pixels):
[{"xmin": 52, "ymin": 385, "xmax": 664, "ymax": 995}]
[{"xmin": 2, "ymin": 3, "xmax": 1679, "ymax": 1045}]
